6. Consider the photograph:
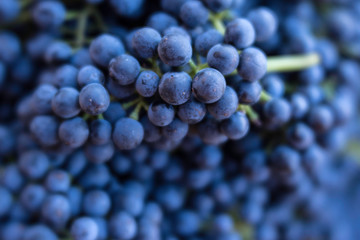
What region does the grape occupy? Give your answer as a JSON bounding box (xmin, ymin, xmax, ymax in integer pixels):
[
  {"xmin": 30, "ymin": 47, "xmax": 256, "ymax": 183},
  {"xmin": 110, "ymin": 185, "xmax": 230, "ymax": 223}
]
[
  {"xmin": 158, "ymin": 34, "xmax": 192, "ymax": 67},
  {"xmin": 237, "ymin": 47, "xmax": 267, "ymax": 82},
  {"xmin": 236, "ymin": 81, "xmax": 262, "ymax": 105},
  {"xmin": 177, "ymin": 97, "xmax": 206, "ymax": 124},
  {"xmin": 45, "ymin": 169, "xmax": 71, "ymax": 193},
  {"xmin": 77, "ymin": 65, "xmax": 105, "ymax": 87},
  {"xmin": 113, "ymin": 118, "xmax": 144, "ymax": 150},
  {"xmin": 159, "ymin": 71, "xmax": 192, "ymax": 105},
  {"xmin": 109, "ymin": 54, "xmax": 140, "ymax": 85},
  {"xmin": 58, "ymin": 117, "xmax": 89, "ymax": 148},
  {"xmin": 180, "ymin": 1, "xmax": 209, "ymax": 28},
  {"xmin": 32, "ymin": 1, "xmax": 66, "ymax": 30},
  {"xmin": 79, "ymin": 83, "xmax": 110, "ymax": 115},
  {"xmin": 41, "ymin": 194, "xmax": 71, "ymax": 229},
  {"xmin": 51, "ymin": 87, "xmax": 81, "ymax": 118},
  {"xmin": 247, "ymin": 7, "xmax": 278, "ymax": 42},
  {"xmin": 0, "ymin": 32, "xmax": 21, "ymax": 64},
  {"xmin": 44, "ymin": 41, "xmax": 72, "ymax": 64},
  {"xmin": 192, "ymin": 68, "xmax": 226, "ymax": 104},
  {"xmin": 225, "ymin": 18, "xmax": 255, "ymax": 49},
  {"xmin": 148, "ymin": 101, "xmax": 175, "ymax": 127},
  {"xmin": 147, "ymin": 12, "xmax": 178, "ymax": 34},
  {"xmin": 89, "ymin": 119, "xmax": 112, "ymax": 145},
  {"xmin": 135, "ymin": 70, "xmax": 160, "ymax": 97},
  {"xmin": 30, "ymin": 116, "xmax": 59, "ymax": 147},
  {"xmin": 89, "ymin": 34, "xmax": 125, "ymax": 67},
  {"xmin": 83, "ymin": 190, "xmax": 111, "ymax": 217},
  {"xmin": 109, "ymin": 212, "xmax": 137, "ymax": 240},
  {"xmin": 54, "ymin": 64, "xmax": 78, "ymax": 88},
  {"xmin": 207, "ymin": 44, "xmax": 239, "ymax": 75},
  {"xmin": 195, "ymin": 29, "xmax": 224, "ymax": 57},
  {"xmin": 132, "ymin": 27, "xmax": 161, "ymax": 59},
  {"xmin": 220, "ymin": 111, "xmax": 249, "ymax": 140},
  {"xmin": 207, "ymin": 86, "xmax": 238, "ymax": 120},
  {"xmin": 0, "ymin": 186, "xmax": 12, "ymax": 217},
  {"xmin": 161, "ymin": 118, "xmax": 189, "ymax": 141},
  {"xmin": 110, "ymin": 0, "xmax": 144, "ymax": 18},
  {"xmin": 71, "ymin": 217, "xmax": 99, "ymax": 240}
]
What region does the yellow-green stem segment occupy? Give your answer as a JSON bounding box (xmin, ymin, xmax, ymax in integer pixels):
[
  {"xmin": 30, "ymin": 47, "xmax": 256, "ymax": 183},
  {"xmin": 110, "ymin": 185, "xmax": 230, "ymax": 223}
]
[{"xmin": 267, "ymin": 53, "xmax": 321, "ymax": 72}]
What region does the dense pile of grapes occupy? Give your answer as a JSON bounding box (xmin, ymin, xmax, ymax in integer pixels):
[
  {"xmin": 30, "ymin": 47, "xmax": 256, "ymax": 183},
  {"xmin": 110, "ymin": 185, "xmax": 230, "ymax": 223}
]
[{"xmin": 1, "ymin": 0, "xmax": 360, "ymax": 239}]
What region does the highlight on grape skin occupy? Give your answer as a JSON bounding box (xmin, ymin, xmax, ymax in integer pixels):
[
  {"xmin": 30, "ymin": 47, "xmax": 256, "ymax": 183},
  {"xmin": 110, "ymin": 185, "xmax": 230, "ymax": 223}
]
[{"xmin": 0, "ymin": 0, "xmax": 359, "ymax": 240}]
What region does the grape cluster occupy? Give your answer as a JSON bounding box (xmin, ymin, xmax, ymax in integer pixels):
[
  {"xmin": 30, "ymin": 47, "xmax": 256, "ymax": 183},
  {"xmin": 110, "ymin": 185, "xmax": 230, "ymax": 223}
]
[{"xmin": 0, "ymin": 0, "xmax": 360, "ymax": 240}]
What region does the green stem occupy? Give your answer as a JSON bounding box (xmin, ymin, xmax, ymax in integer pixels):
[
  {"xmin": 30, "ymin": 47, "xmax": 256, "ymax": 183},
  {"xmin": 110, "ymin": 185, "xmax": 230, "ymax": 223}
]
[
  {"xmin": 82, "ymin": 113, "xmax": 91, "ymax": 121},
  {"xmin": 89, "ymin": 6, "xmax": 108, "ymax": 32},
  {"xmin": 75, "ymin": 6, "xmax": 92, "ymax": 49},
  {"xmin": 65, "ymin": 11, "xmax": 78, "ymax": 20},
  {"xmin": 267, "ymin": 53, "xmax": 320, "ymax": 72},
  {"xmin": 209, "ymin": 13, "xmax": 226, "ymax": 35},
  {"xmin": 97, "ymin": 114, "xmax": 104, "ymax": 120},
  {"xmin": 259, "ymin": 91, "xmax": 272, "ymax": 102},
  {"xmin": 20, "ymin": 0, "xmax": 32, "ymax": 9},
  {"xmin": 149, "ymin": 57, "xmax": 162, "ymax": 77},
  {"xmin": 238, "ymin": 105, "xmax": 259, "ymax": 122},
  {"xmin": 188, "ymin": 59, "xmax": 197, "ymax": 72},
  {"xmin": 129, "ymin": 103, "xmax": 143, "ymax": 121},
  {"xmin": 122, "ymin": 98, "xmax": 141, "ymax": 110}
]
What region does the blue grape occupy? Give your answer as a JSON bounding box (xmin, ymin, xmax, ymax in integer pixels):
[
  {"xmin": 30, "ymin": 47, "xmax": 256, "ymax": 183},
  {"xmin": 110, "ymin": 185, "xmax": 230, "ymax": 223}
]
[
  {"xmin": 27, "ymin": 123, "xmax": 50, "ymax": 152},
  {"xmin": 155, "ymin": 185, "xmax": 185, "ymax": 211},
  {"xmin": 225, "ymin": 18, "xmax": 255, "ymax": 49},
  {"xmin": 247, "ymin": 7, "xmax": 278, "ymax": 42},
  {"xmin": 90, "ymin": 119, "xmax": 112, "ymax": 145},
  {"xmin": 196, "ymin": 117, "xmax": 228, "ymax": 145},
  {"xmin": 307, "ymin": 105, "xmax": 334, "ymax": 133},
  {"xmin": 286, "ymin": 123, "xmax": 314, "ymax": 150},
  {"xmin": 109, "ymin": 212, "xmax": 137, "ymax": 240},
  {"xmin": 79, "ymin": 83, "xmax": 110, "ymax": 115},
  {"xmin": 270, "ymin": 145, "xmax": 300, "ymax": 175},
  {"xmin": 83, "ymin": 190, "xmax": 111, "ymax": 217},
  {"xmin": 106, "ymin": 78, "xmax": 136, "ymax": 99},
  {"xmin": 32, "ymin": 1, "xmax": 66, "ymax": 29},
  {"xmin": 0, "ymin": 0, "xmax": 20, "ymax": 23},
  {"xmin": 41, "ymin": 194, "xmax": 71, "ymax": 229},
  {"xmin": 177, "ymin": 97, "xmax": 206, "ymax": 124},
  {"xmin": 163, "ymin": 26, "xmax": 191, "ymax": 43},
  {"xmin": 207, "ymin": 44, "xmax": 239, "ymax": 75},
  {"xmin": 67, "ymin": 187, "xmax": 83, "ymax": 217},
  {"xmin": 147, "ymin": 12, "xmax": 178, "ymax": 34},
  {"xmin": 22, "ymin": 225, "xmax": 57, "ymax": 240},
  {"xmin": 180, "ymin": 1, "xmax": 209, "ymax": 28},
  {"xmin": 0, "ymin": 222, "xmax": 24, "ymax": 240},
  {"xmin": 160, "ymin": 0, "xmax": 188, "ymax": 15},
  {"xmin": 0, "ymin": 186, "xmax": 12, "ymax": 217},
  {"xmin": 207, "ymin": 86, "xmax": 238, "ymax": 120},
  {"xmin": 237, "ymin": 47, "xmax": 267, "ymax": 82},
  {"xmin": 290, "ymin": 93, "xmax": 309, "ymax": 119},
  {"xmin": 19, "ymin": 184, "xmax": 46, "ymax": 213},
  {"xmin": 141, "ymin": 116, "xmax": 162, "ymax": 142},
  {"xmin": 26, "ymin": 33, "xmax": 54, "ymax": 60},
  {"xmin": 0, "ymin": 164, "xmax": 24, "ymax": 193},
  {"xmin": 51, "ymin": 87, "xmax": 80, "ymax": 118},
  {"xmin": 161, "ymin": 118, "xmax": 189, "ymax": 141},
  {"xmin": 135, "ymin": 70, "xmax": 160, "ymax": 97},
  {"xmin": 327, "ymin": 9, "xmax": 356, "ymax": 43},
  {"xmin": 77, "ymin": 65, "xmax": 105, "ymax": 87},
  {"xmin": 72, "ymin": 48, "xmax": 94, "ymax": 68},
  {"xmin": 113, "ymin": 118, "xmax": 144, "ymax": 150},
  {"xmin": 220, "ymin": 111, "xmax": 249, "ymax": 140},
  {"xmin": 54, "ymin": 64, "xmax": 78, "ymax": 88},
  {"xmin": 236, "ymin": 81, "xmax": 262, "ymax": 105},
  {"xmin": 263, "ymin": 98, "xmax": 291, "ymax": 125},
  {"xmin": 84, "ymin": 142, "xmax": 115, "ymax": 163},
  {"xmin": 195, "ymin": 29, "xmax": 224, "ymax": 57},
  {"xmin": 109, "ymin": 54, "xmax": 140, "ymax": 86},
  {"xmin": 44, "ymin": 41, "xmax": 72, "ymax": 64},
  {"xmin": 192, "ymin": 68, "xmax": 226, "ymax": 104},
  {"xmin": 261, "ymin": 74, "xmax": 284, "ymax": 98},
  {"xmin": 45, "ymin": 169, "xmax": 70, "ymax": 193},
  {"xmin": 174, "ymin": 210, "xmax": 200, "ymax": 236},
  {"xmin": 203, "ymin": 0, "xmax": 233, "ymax": 12},
  {"xmin": 71, "ymin": 217, "xmax": 99, "ymax": 240},
  {"xmin": 0, "ymin": 125, "xmax": 15, "ymax": 155},
  {"xmin": 0, "ymin": 32, "xmax": 21, "ymax": 64},
  {"xmin": 159, "ymin": 71, "xmax": 192, "ymax": 105},
  {"xmin": 59, "ymin": 117, "xmax": 89, "ymax": 148},
  {"xmin": 18, "ymin": 150, "xmax": 50, "ymax": 180},
  {"xmin": 299, "ymin": 65, "xmax": 324, "ymax": 85},
  {"xmin": 103, "ymin": 102, "xmax": 126, "ymax": 124},
  {"xmin": 110, "ymin": 0, "xmax": 144, "ymax": 18},
  {"xmin": 194, "ymin": 145, "xmax": 222, "ymax": 169},
  {"xmin": 158, "ymin": 34, "xmax": 192, "ymax": 67},
  {"xmin": 65, "ymin": 151, "xmax": 87, "ymax": 177},
  {"xmin": 90, "ymin": 34, "xmax": 125, "ymax": 67},
  {"xmin": 132, "ymin": 27, "xmax": 161, "ymax": 59}
]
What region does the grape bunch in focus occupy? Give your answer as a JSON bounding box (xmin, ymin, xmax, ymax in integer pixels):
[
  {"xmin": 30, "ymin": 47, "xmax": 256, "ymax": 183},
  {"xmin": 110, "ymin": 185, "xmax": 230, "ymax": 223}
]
[{"xmin": 0, "ymin": 0, "xmax": 360, "ymax": 239}]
